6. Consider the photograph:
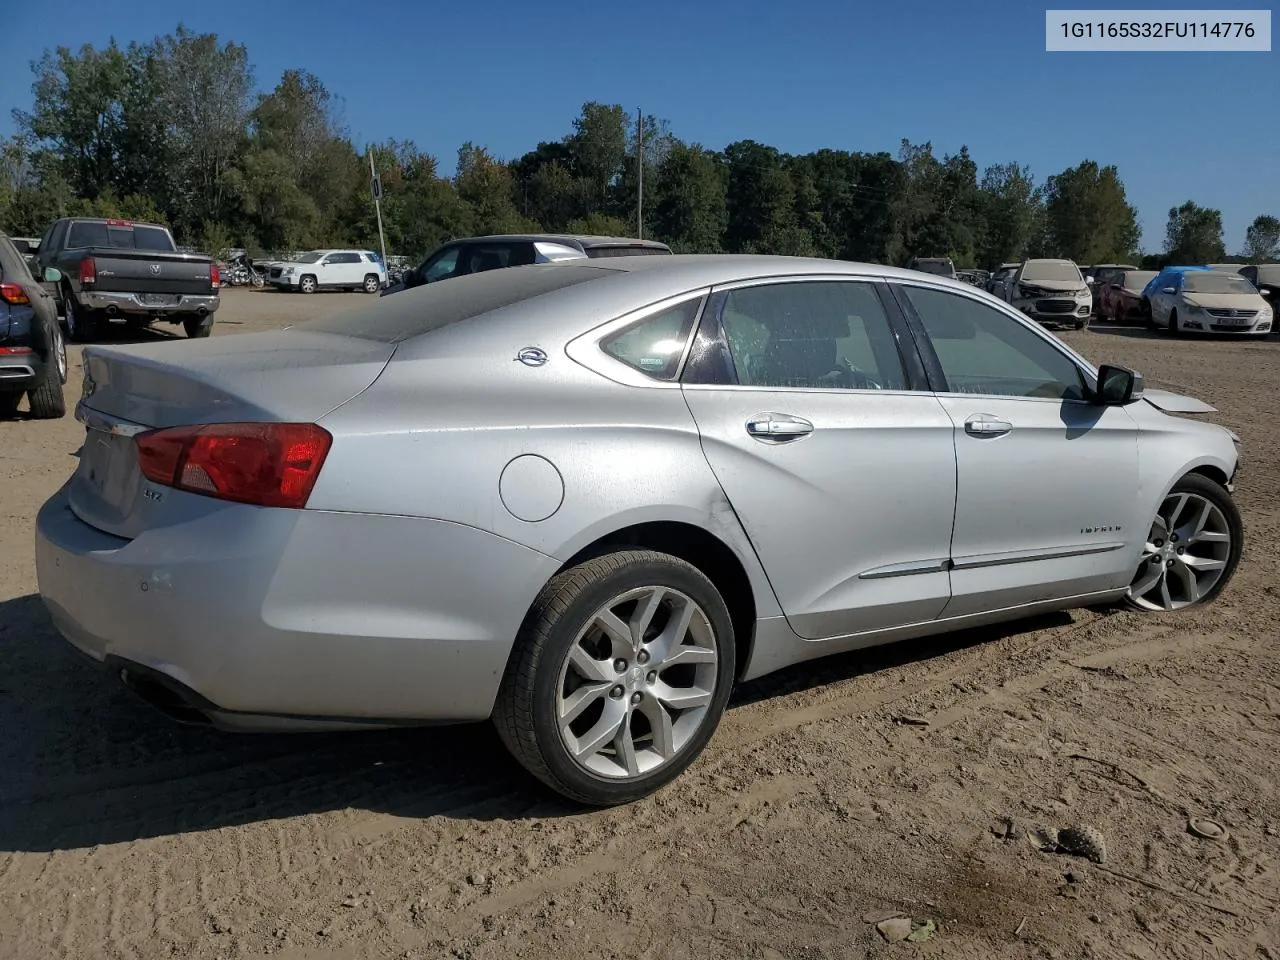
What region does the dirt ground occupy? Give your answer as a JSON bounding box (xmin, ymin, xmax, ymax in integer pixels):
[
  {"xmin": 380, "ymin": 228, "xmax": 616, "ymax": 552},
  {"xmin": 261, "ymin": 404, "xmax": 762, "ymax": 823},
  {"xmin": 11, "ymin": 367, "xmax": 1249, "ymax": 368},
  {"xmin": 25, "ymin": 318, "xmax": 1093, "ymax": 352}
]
[{"xmin": 2, "ymin": 288, "xmax": 1279, "ymax": 960}]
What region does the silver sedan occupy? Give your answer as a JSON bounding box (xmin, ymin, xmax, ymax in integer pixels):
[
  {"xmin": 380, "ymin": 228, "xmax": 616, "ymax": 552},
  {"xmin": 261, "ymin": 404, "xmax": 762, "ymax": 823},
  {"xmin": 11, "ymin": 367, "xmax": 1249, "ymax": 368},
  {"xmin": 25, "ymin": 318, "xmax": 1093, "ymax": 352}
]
[{"xmin": 35, "ymin": 256, "xmax": 1244, "ymax": 806}]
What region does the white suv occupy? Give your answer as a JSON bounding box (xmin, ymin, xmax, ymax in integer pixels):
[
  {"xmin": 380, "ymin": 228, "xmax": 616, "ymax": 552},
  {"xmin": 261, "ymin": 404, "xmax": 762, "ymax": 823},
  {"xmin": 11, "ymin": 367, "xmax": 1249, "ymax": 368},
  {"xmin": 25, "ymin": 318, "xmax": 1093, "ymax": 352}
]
[
  {"xmin": 1005, "ymin": 259, "xmax": 1092, "ymax": 329},
  {"xmin": 269, "ymin": 250, "xmax": 387, "ymax": 294}
]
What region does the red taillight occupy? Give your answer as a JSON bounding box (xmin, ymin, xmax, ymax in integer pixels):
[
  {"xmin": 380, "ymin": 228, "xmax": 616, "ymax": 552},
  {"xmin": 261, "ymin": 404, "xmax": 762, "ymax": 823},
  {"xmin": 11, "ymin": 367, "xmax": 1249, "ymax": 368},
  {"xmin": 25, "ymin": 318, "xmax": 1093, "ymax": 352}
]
[
  {"xmin": 210, "ymin": 262, "xmax": 220, "ymax": 286},
  {"xmin": 79, "ymin": 257, "xmax": 96, "ymax": 285},
  {"xmin": 0, "ymin": 346, "xmax": 34, "ymax": 354},
  {"xmin": 135, "ymin": 423, "xmax": 332, "ymax": 509},
  {"xmin": 0, "ymin": 282, "xmax": 30, "ymax": 305}
]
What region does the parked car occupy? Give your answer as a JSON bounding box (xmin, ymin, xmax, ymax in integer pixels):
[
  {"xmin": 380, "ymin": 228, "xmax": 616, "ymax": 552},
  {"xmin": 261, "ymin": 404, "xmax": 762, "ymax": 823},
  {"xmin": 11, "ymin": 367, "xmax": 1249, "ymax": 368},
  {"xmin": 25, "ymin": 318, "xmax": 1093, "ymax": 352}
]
[
  {"xmin": 34, "ymin": 217, "xmax": 220, "ymax": 341},
  {"xmin": 908, "ymin": 257, "xmax": 957, "ymax": 279},
  {"xmin": 1147, "ymin": 268, "xmax": 1273, "ymax": 336},
  {"xmin": 1086, "ymin": 263, "xmax": 1138, "ymax": 313},
  {"xmin": 36, "ymin": 255, "xmax": 1243, "ymax": 806},
  {"xmin": 268, "ymin": 250, "xmax": 387, "ymax": 294},
  {"xmin": 1004, "ymin": 258, "xmax": 1092, "ymax": 328},
  {"xmin": 1138, "ymin": 266, "xmax": 1212, "ymax": 324},
  {"xmin": 0, "ymin": 232, "xmax": 67, "ymax": 419},
  {"xmin": 1097, "ymin": 269, "xmax": 1158, "ymax": 323},
  {"xmin": 383, "ymin": 234, "xmax": 672, "ymax": 296},
  {"xmin": 987, "ymin": 263, "xmax": 1020, "ymax": 298},
  {"xmin": 1238, "ymin": 264, "xmax": 1280, "ymax": 317}
]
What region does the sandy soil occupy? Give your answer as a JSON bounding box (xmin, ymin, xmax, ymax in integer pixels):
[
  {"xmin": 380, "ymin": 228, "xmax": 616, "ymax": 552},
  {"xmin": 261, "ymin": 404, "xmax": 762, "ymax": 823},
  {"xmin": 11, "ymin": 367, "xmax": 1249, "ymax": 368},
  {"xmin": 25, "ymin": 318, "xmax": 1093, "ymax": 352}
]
[{"xmin": 2, "ymin": 289, "xmax": 1278, "ymax": 960}]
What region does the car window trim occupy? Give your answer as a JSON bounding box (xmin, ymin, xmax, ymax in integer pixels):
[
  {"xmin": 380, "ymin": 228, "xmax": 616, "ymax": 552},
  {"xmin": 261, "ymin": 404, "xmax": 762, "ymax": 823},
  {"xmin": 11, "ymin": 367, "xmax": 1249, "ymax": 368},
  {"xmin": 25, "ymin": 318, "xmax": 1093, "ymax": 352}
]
[
  {"xmin": 887, "ymin": 277, "xmax": 1099, "ymax": 403},
  {"xmin": 678, "ymin": 274, "xmax": 931, "ymax": 394},
  {"xmin": 563, "ymin": 288, "xmax": 712, "ymax": 389}
]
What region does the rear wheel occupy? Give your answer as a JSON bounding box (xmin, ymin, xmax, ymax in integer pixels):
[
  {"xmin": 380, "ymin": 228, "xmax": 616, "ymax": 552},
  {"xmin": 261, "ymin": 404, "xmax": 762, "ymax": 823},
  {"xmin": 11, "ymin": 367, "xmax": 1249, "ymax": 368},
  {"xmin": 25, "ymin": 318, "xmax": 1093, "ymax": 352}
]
[
  {"xmin": 299, "ymin": 275, "xmax": 317, "ymax": 294},
  {"xmin": 64, "ymin": 293, "xmax": 95, "ymax": 343},
  {"xmin": 494, "ymin": 550, "xmax": 736, "ymax": 806},
  {"xmin": 1125, "ymin": 474, "xmax": 1241, "ymax": 612},
  {"xmin": 27, "ymin": 325, "xmax": 67, "ymax": 419},
  {"xmin": 183, "ymin": 315, "xmax": 213, "ymax": 338},
  {"xmin": 363, "ymin": 274, "xmax": 381, "ymax": 294}
]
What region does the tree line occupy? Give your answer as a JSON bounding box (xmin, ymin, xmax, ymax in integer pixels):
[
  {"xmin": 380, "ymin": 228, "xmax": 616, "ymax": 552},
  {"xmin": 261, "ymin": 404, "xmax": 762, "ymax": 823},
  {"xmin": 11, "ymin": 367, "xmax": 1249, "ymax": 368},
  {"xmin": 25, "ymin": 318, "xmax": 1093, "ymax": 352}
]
[{"xmin": 2, "ymin": 26, "xmax": 1278, "ymax": 269}]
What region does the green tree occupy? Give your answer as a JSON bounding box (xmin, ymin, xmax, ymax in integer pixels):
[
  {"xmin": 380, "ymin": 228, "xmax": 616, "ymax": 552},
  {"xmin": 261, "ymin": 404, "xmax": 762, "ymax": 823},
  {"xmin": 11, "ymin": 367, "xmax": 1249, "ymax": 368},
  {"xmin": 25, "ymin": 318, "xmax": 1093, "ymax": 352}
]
[
  {"xmin": 1042, "ymin": 160, "xmax": 1140, "ymax": 263},
  {"xmin": 567, "ymin": 102, "xmax": 628, "ymax": 216},
  {"xmin": 1243, "ymin": 214, "xmax": 1280, "ymax": 261},
  {"xmin": 455, "ymin": 143, "xmax": 534, "ymax": 235},
  {"xmin": 651, "ymin": 142, "xmax": 727, "ymax": 253},
  {"xmin": 723, "ymin": 141, "xmax": 811, "ymax": 255},
  {"xmin": 977, "ymin": 162, "xmax": 1040, "ymax": 266},
  {"xmin": 1164, "ymin": 200, "xmax": 1225, "ymax": 263}
]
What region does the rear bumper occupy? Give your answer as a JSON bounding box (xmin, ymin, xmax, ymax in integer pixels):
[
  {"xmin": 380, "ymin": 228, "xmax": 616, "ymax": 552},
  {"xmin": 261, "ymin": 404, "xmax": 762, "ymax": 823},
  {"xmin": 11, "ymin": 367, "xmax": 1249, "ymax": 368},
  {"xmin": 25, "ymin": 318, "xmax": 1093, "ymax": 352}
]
[
  {"xmin": 35, "ymin": 486, "xmax": 561, "ymax": 727},
  {"xmin": 0, "ymin": 351, "xmax": 43, "ymax": 390},
  {"xmin": 79, "ymin": 291, "xmax": 221, "ymax": 316}
]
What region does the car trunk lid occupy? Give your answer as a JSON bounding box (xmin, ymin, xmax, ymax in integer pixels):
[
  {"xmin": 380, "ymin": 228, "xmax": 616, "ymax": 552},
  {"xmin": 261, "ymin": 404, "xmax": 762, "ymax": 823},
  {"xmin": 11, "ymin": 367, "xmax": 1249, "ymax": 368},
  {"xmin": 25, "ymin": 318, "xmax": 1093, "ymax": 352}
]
[
  {"xmin": 81, "ymin": 249, "xmax": 216, "ymax": 297},
  {"xmin": 68, "ymin": 329, "xmax": 394, "ymax": 539}
]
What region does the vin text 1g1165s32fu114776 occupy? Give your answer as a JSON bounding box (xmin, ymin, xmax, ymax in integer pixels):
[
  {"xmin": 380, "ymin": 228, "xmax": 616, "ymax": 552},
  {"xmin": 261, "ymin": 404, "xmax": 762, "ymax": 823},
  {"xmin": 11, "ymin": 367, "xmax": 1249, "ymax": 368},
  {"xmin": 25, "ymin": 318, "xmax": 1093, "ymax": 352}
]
[{"xmin": 34, "ymin": 255, "xmax": 1244, "ymax": 806}]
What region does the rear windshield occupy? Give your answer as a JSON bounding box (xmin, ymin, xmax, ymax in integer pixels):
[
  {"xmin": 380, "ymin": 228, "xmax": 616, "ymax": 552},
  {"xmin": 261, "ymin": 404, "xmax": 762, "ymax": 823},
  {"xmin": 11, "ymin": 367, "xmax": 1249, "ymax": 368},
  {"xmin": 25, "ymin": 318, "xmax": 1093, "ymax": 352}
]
[
  {"xmin": 299, "ymin": 263, "xmax": 614, "ymax": 343},
  {"xmin": 1183, "ymin": 272, "xmax": 1258, "ymax": 295},
  {"xmin": 584, "ymin": 246, "xmax": 671, "ymax": 258},
  {"xmin": 1122, "ymin": 271, "xmax": 1158, "ymax": 291},
  {"xmin": 67, "ymin": 221, "xmax": 175, "ymax": 251},
  {"xmin": 1022, "ymin": 261, "xmax": 1082, "ymax": 284}
]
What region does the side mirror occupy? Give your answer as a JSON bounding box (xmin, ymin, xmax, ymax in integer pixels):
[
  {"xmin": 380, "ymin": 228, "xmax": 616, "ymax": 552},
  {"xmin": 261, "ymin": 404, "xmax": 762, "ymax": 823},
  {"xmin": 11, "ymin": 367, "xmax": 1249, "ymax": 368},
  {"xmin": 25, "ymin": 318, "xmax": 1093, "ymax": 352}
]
[
  {"xmin": 1259, "ymin": 288, "xmax": 1271, "ymax": 296},
  {"xmin": 42, "ymin": 267, "xmax": 62, "ymax": 283},
  {"xmin": 1161, "ymin": 286, "xmax": 1176, "ymax": 295},
  {"xmin": 1085, "ymin": 276, "xmax": 1095, "ymax": 285},
  {"xmin": 1094, "ymin": 364, "xmax": 1143, "ymax": 405}
]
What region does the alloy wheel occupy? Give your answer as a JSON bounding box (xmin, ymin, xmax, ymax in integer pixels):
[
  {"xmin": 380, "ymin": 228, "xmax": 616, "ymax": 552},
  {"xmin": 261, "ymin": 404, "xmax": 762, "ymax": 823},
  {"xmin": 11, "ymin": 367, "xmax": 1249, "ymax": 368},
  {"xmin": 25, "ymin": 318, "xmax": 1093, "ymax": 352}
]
[
  {"xmin": 53, "ymin": 326, "xmax": 67, "ymax": 382},
  {"xmin": 556, "ymin": 585, "xmax": 718, "ymax": 780},
  {"xmin": 1127, "ymin": 491, "xmax": 1232, "ymax": 611}
]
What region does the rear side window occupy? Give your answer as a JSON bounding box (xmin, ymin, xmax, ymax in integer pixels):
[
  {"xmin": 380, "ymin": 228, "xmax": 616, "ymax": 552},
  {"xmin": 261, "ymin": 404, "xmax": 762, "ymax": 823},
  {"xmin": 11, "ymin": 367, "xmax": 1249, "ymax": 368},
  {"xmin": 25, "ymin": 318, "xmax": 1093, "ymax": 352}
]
[
  {"xmin": 601, "ymin": 298, "xmax": 702, "ymax": 380},
  {"xmin": 461, "ymin": 244, "xmax": 534, "ymax": 274}
]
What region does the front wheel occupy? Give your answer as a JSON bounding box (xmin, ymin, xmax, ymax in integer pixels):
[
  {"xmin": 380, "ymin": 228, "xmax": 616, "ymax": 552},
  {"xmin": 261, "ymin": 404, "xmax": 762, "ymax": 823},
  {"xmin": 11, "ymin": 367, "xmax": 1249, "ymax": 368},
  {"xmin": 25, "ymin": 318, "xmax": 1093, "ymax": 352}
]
[
  {"xmin": 299, "ymin": 275, "xmax": 317, "ymax": 294},
  {"xmin": 1163, "ymin": 309, "xmax": 1178, "ymax": 336},
  {"xmin": 494, "ymin": 550, "xmax": 736, "ymax": 806},
  {"xmin": 1125, "ymin": 474, "xmax": 1242, "ymax": 612}
]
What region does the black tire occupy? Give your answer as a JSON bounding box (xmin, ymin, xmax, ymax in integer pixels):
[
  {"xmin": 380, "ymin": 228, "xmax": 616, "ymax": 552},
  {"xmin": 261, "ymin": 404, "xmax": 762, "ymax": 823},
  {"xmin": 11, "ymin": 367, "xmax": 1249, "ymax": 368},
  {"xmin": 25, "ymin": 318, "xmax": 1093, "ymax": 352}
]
[
  {"xmin": 494, "ymin": 549, "xmax": 736, "ymax": 806},
  {"xmin": 299, "ymin": 275, "xmax": 317, "ymax": 294},
  {"xmin": 27, "ymin": 325, "xmax": 67, "ymax": 419},
  {"xmin": 0, "ymin": 393, "xmax": 20, "ymax": 417},
  {"xmin": 1141, "ymin": 299, "xmax": 1155, "ymax": 329},
  {"xmin": 363, "ymin": 274, "xmax": 381, "ymax": 294},
  {"xmin": 183, "ymin": 315, "xmax": 213, "ymax": 338},
  {"xmin": 1073, "ymin": 318, "xmax": 1088, "ymax": 330},
  {"xmin": 1123, "ymin": 473, "xmax": 1243, "ymax": 613},
  {"xmin": 1163, "ymin": 309, "xmax": 1178, "ymax": 336},
  {"xmin": 64, "ymin": 292, "xmax": 95, "ymax": 343}
]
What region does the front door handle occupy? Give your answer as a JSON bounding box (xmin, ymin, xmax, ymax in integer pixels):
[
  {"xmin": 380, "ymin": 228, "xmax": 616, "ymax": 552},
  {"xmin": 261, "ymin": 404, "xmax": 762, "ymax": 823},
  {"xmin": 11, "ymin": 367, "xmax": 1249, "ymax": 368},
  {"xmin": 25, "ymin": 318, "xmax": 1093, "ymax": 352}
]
[
  {"xmin": 964, "ymin": 414, "xmax": 1012, "ymax": 438},
  {"xmin": 746, "ymin": 413, "xmax": 814, "ymax": 442}
]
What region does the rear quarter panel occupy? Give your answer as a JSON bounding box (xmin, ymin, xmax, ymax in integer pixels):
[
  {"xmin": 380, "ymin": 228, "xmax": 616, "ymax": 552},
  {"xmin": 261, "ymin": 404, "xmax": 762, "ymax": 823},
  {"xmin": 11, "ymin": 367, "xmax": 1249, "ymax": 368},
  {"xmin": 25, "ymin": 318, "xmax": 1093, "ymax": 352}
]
[{"xmin": 310, "ymin": 340, "xmax": 784, "ymax": 621}]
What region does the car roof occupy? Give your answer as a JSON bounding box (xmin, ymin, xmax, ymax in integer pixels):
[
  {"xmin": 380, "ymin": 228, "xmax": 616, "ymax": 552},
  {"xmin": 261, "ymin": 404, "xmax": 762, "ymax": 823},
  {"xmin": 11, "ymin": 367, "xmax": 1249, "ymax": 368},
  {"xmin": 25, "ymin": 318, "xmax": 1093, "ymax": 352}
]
[
  {"xmin": 1023, "ymin": 258, "xmax": 1076, "ymax": 265},
  {"xmin": 305, "ymin": 254, "xmax": 987, "ymax": 348}
]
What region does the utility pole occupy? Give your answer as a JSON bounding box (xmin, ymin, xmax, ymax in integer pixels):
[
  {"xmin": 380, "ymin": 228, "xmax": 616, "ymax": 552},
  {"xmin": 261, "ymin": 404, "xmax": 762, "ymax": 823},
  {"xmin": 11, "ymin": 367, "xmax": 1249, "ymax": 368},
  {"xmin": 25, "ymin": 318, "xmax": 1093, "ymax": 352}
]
[
  {"xmin": 368, "ymin": 146, "xmax": 389, "ymax": 279},
  {"xmin": 636, "ymin": 107, "xmax": 643, "ymax": 240}
]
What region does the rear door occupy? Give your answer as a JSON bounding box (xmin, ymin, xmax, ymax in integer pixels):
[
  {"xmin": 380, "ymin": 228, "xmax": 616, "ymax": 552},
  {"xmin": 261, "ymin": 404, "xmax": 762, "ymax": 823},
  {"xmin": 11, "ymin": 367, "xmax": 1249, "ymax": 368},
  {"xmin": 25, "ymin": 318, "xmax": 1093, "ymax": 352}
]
[{"xmin": 680, "ymin": 277, "xmax": 958, "ymax": 640}]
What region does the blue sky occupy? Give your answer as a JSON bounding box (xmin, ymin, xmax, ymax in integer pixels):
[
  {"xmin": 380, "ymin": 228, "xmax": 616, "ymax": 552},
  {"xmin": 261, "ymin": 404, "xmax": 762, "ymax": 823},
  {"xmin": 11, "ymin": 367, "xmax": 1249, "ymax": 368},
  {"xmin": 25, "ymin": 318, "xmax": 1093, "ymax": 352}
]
[{"xmin": 3, "ymin": 0, "xmax": 1276, "ymax": 253}]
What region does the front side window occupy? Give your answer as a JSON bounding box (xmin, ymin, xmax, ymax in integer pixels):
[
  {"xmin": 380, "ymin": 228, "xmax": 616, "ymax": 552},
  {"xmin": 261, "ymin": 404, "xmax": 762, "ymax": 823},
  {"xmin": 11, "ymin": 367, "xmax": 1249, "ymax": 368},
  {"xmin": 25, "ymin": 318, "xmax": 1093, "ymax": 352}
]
[
  {"xmin": 901, "ymin": 285, "xmax": 1086, "ymax": 401},
  {"xmin": 601, "ymin": 298, "xmax": 703, "ymax": 381},
  {"xmin": 716, "ymin": 281, "xmax": 907, "ymax": 391},
  {"xmin": 422, "ymin": 247, "xmax": 461, "ymax": 282}
]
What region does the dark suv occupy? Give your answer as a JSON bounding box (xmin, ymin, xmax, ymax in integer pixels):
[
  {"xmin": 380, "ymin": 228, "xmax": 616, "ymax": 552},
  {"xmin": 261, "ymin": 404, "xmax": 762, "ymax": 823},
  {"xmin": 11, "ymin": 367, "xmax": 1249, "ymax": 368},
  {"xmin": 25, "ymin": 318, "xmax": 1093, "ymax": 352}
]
[
  {"xmin": 0, "ymin": 233, "xmax": 67, "ymax": 419},
  {"xmin": 383, "ymin": 234, "xmax": 671, "ymax": 296}
]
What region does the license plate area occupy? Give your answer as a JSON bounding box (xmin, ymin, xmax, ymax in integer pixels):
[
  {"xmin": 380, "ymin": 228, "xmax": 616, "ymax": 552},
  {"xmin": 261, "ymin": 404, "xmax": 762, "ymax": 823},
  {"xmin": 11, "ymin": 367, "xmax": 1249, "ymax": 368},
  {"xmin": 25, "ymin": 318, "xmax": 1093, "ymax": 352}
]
[
  {"xmin": 140, "ymin": 293, "xmax": 180, "ymax": 306},
  {"xmin": 73, "ymin": 429, "xmax": 142, "ymax": 516}
]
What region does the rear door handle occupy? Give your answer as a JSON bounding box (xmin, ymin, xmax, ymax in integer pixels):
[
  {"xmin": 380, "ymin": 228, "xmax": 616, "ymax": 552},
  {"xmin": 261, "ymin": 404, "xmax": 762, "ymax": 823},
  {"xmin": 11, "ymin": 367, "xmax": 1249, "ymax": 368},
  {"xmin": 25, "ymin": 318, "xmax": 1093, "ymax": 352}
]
[
  {"xmin": 746, "ymin": 413, "xmax": 814, "ymax": 442},
  {"xmin": 964, "ymin": 414, "xmax": 1012, "ymax": 438}
]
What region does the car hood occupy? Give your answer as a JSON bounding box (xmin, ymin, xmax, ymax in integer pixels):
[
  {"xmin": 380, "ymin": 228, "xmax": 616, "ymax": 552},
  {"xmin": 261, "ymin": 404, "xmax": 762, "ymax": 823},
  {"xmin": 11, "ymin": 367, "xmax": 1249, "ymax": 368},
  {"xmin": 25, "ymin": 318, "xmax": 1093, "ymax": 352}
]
[
  {"xmin": 1184, "ymin": 293, "xmax": 1267, "ymax": 311},
  {"xmin": 1142, "ymin": 389, "xmax": 1217, "ymax": 414},
  {"xmin": 1019, "ymin": 279, "xmax": 1085, "ymax": 293}
]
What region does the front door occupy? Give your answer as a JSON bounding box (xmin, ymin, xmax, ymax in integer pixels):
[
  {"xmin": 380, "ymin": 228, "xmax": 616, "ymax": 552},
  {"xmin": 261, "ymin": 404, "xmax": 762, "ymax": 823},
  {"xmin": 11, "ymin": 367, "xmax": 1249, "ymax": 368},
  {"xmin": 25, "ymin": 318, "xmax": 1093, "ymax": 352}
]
[
  {"xmin": 893, "ymin": 282, "xmax": 1141, "ymax": 618},
  {"xmin": 680, "ymin": 278, "xmax": 959, "ymax": 640}
]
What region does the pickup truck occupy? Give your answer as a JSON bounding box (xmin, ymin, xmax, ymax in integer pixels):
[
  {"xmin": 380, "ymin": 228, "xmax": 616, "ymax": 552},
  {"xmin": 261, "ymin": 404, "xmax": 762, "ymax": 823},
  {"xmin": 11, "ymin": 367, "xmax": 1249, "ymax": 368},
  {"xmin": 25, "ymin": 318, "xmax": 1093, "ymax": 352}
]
[{"xmin": 34, "ymin": 217, "xmax": 220, "ymax": 341}]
